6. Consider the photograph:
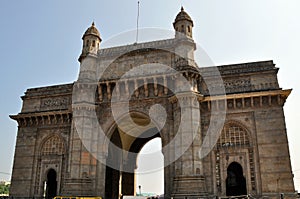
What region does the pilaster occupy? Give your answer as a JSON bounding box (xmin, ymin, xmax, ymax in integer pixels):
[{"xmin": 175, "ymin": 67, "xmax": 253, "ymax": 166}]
[{"xmin": 169, "ymin": 92, "xmax": 208, "ymax": 198}]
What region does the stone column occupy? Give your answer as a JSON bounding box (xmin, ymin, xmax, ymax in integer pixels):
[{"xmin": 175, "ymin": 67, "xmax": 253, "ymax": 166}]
[
  {"xmin": 161, "ymin": 99, "xmax": 175, "ymax": 199},
  {"xmin": 95, "ymin": 153, "xmax": 107, "ymax": 197},
  {"xmin": 170, "ymin": 92, "xmax": 207, "ymax": 199},
  {"xmin": 121, "ymin": 157, "xmax": 137, "ymax": 196},
  {"xmin": 69, "ymin": 54, "xmax": 100, "ymax": 195}
]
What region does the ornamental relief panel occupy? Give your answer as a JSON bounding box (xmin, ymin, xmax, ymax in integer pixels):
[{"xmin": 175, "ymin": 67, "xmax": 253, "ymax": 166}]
[
  {"xmin": 41, "ymin": 97, "xmax": 71, "ymax": 111},
  {"xmin": 223, "ymin": 78, "xmax": 252, "ymax": 94},
  {"xmin": 201, "ymin": 77, "xmax": 253, "ymax": 95},
  {"xmin": 200, "ymin": 76, "xmax": 279, "ymax": 95}
]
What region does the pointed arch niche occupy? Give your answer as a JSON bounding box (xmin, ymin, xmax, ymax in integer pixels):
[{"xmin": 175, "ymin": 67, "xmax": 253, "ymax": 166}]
[
  {"xmin": 41, "ymin": 135, "xmax": 65, "ymax": 156},
  {"xmin": 34, "ymin": 134, "xmax": 66, "ymax": 198},
  {"xmin": 214, "ymin": 121, "xmax": 257, "ymax": 196}
]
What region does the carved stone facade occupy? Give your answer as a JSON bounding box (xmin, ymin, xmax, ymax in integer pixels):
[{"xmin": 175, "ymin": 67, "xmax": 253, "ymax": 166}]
[{"xmin": 10, "ymin": 7, "xmax": 296, "ymax": 199}]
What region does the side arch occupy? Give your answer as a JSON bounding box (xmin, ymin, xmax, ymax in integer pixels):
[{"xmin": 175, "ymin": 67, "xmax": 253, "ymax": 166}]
[
  {"xmin": 216, "ymin": 120, "xmax": 252, "ymax": 149},
  {"xmin": 214, "ymin": 120, "xmax": 256, "ymax": 196},
  {"xmin": 40, "ymin": 134, "xmax": 66, "ymax": 156},
  {"xmin": 36, "ymin": 134, "xmax": 66, "ymax": 197},
  {"xmin": 226, "ymin": 162, "xmax": 247, "ymax": 196},
  {"xmin": 45, "ymin": 168, "xmax": 58, "ymax": 199}
]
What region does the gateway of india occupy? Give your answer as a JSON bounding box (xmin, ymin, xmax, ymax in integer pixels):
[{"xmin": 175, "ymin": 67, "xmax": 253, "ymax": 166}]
[{"xmin": 9, "ymin": 7, "xmax": 296, "ymax": 199}]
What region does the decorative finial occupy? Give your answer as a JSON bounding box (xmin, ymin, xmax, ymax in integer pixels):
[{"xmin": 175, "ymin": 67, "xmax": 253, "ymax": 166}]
[
  {"xmin": 92, "ymin": 21, "xmax": 95, "ymax": 26},
  {"xmin": 181, "ymin": 6, "xmax": 184, "ymax": 11}
]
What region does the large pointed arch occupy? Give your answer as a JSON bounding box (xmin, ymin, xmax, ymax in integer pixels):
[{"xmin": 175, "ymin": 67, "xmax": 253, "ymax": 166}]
[
  {"xmin": 103, "ymin": 111, "xmax": 163, "ymax": 198},
  {"xmin": 102, "ymin": 110, "xmax": 163, "ymax": 155}
]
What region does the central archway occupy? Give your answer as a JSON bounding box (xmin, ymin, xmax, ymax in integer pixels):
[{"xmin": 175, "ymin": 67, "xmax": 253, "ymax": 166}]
[
  {"xmin": 226, "ymin": 162, "xmax": 247, "ymax": 196},
  {"xmin": 104, "ymin": 113, "xmax": 163, "ymax": 199},
  {"xmin": 136, "ymin": 137, "xmax": 164, "ymax": 196}
]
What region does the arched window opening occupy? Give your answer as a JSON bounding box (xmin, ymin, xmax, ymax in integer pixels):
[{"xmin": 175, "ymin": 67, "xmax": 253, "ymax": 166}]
[
  {"xmin": 217, "ymin": 123, "xmax": 250, "ymax": 149},
  {"xmin": 215, "ymin": 122, "xmax": 256, "ymax": 194},
  {"xmin": 92, "ymin": 40, "xmax": 96, "ymax": 47},
  {"xmin": 188, "ymin": 26, "xmax": 191, "ymax": 33},
  {"xmin": 45, "ymin": 169, "xmax": 57, "ymax": 199},
  {"xmin": 226, "ymin": 162, "xmax": 247, "ymax": 196},
  {"xmin": 41, "ymin": 135, "xmax": 64, "ymax": 156},
  {"xmin": 181, "ymin": 25, "xmax": 184, "ymax": 32}
]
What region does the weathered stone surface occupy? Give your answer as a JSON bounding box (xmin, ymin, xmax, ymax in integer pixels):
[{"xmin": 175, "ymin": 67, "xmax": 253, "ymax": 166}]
[{"xmin": 9, "ymin": 8, "xmax": 296, "ymax": 199}]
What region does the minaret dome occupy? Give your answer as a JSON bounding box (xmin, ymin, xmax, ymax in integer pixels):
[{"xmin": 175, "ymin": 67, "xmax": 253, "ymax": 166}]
[
  {"xmin": 173, "ymin": 7, "xmax": 194, "ymax": 39},
  {"xmin": 79, "ymin": 22, "xmax": 102, "ymax": 62}
]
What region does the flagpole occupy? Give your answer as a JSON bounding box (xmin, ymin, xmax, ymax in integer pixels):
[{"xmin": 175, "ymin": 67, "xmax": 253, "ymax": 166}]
[{"xmin": 136, "ymin": 1, "xmax": 140, "ymax": 43}]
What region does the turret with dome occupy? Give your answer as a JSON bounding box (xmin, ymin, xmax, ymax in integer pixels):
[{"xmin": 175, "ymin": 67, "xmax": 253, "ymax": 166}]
[
  {"xmin": 79, "ymin": 22, "xmax": 102, "ymax": 62},
  {"xmin": 173, "ymin": 6, "xmax": 194, "ymax": 39}
]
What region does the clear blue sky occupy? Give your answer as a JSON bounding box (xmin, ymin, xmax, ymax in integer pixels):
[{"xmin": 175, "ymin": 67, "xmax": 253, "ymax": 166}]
[{"xmin": 1, "ymin": 0, "xmax": 300, "ymax": 194}]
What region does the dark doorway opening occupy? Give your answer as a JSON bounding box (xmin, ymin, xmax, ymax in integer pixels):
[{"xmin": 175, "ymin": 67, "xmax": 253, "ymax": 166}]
[
  {"xmin": 46, "ymin": 169, "xmax": 57, "ymax": 199},
  {"xmin": 105, "ymin": 130, "xmax": 122, "ymax": 199},
  {"xmin": 226, "ymin": 162, "xmax": 247, "ymax": 196}
]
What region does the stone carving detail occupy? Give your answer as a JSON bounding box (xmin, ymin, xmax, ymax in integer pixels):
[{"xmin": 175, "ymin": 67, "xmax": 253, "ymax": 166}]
[
  {"xmin": 41, "ymin": 135, "xmax": 65, "ymax": 156},
  {"xmin": 224, "ymin": 78, "xmax": 252, "ymax": 93},
  {"xmin": 199, "ymin": 61, "xmax": 275, "ymax": 77},
  {"xmin": 201, "ymin": 78, "xmax": 253, "ymax": 95},
  {"xmin": 41, "ymin": 97, "xmax": 70, "ymax": 110},
  {"xmin": 98, "ymin": 38, "xmax": 177, "ymax": 58},
  {"xmin": 11, "ymin": 112, "xmax": 72, "ymax": 127}
]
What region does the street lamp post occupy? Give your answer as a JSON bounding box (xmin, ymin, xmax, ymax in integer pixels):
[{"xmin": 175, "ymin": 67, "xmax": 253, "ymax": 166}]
[{"xmin": 138, "ymin": 185, "xmax": 141, "ymax": 196}]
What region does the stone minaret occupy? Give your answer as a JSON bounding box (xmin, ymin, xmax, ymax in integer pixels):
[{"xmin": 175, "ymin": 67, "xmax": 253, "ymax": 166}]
[
  {"xmin": 173, "ymin": 7, "xmax": 197, "ymax": 69},
  {"xmin": 79, "ymin": 22, "xmax": 101, "ymax": 62},
  {"xmin": 173, "ymin": 7, "xmax": 194, "ymax": 39}
]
